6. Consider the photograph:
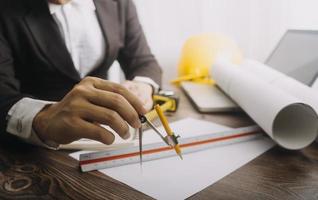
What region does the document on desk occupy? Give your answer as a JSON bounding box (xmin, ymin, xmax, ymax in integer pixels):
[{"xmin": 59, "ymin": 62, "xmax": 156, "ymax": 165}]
[{"xmin": 70, "ymin": 118, "xmax": 274, "ymax": 200}]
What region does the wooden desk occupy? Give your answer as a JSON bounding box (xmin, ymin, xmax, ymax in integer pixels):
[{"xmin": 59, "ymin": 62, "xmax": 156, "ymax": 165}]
[{"xmin": 1, "ymin": 87, "xmax": 318, "ymax": 200}]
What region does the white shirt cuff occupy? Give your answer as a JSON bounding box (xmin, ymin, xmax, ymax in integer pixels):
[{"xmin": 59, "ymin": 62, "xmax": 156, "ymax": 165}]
[
  {"xmin": 6, "ymin": 97, "xmax": 59, "ymax": 149},
  {"xmin": 133, "ymin": 76, "xmax": 160, "ymax": 93}
]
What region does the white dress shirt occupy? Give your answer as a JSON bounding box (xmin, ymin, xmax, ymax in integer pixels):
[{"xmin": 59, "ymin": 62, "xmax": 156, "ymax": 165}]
[
  {"xmin": 6, "ymin": 0, "xmax": 159, "ymax": 148},
  {"xmin": 50, "ymin": 0, "xmax": 105, "ymax": 78}
]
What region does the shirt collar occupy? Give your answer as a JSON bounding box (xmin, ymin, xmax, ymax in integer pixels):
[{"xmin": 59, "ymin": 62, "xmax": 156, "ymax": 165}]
[
  {"xmin": 48, "ymin": 0, "xmax": 96, "ymax": 15},
  {"xmin": 49, "ymin": 3, "xmax": 61, "ymax": 14}
]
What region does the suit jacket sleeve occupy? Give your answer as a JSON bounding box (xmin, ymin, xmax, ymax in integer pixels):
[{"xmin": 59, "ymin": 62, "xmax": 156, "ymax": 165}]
[
  {"xmin": 117, "ymin": 0, "xmax": 162, "ymax": 86},
  {"xmin": 0, "ymin": 20, "xmax": 31, "ymax": 137}
]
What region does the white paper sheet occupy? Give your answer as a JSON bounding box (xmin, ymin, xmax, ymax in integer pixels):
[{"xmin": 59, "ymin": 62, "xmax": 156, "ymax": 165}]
[
  {"xmin": 212, "ymin": 59, "xmax": 318, "ymax": 149},
  {"xmin": 70, "ymin": 118, "xmax": 274, "ymax": 200},
  {"xmin": 312, "ymin": 77, "xmax": 318, "ymax": 90}
]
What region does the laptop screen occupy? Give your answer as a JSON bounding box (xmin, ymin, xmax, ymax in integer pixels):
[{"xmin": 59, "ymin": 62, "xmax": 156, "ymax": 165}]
[{"xmin": 266, "ymin": 30, "xmax": 318, "ymax": 86}]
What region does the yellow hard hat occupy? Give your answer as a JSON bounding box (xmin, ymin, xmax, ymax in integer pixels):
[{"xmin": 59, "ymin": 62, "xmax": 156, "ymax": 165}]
[{"xmin": 171, "ymin": 33, "xmax": 243, "ymax": 85}]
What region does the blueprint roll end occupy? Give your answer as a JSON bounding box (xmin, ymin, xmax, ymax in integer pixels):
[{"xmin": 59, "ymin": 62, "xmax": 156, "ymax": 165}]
[{"xmin": 272, "ymin": 103, "xmax": 318, "ymax": 150}]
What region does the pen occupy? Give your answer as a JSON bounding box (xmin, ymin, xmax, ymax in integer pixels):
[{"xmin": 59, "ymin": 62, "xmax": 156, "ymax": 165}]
[{"xmin": 154, "ymin": 104, "xmax": 183, "ymax": 159}]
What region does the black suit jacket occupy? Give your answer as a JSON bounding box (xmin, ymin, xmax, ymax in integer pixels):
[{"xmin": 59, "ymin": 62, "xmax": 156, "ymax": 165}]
[{"xmin": 0, "ymin": 0, "xmax": 162, "ymax": 137}]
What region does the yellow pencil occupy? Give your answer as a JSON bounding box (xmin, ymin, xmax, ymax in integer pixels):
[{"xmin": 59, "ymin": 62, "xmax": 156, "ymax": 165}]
[{"xmin": 154, "ymin": 104, "xmax": 183, "ymax": 160}]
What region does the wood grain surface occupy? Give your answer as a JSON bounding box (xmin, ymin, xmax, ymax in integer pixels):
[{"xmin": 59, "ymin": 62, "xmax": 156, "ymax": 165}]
[{"xmin": 0, "ymin": 85, "xmax": 317, "ymax": 200}]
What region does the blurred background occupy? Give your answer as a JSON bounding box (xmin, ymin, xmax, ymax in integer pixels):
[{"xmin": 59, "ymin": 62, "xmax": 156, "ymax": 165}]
[{"xmin": 109, "ymin": 0, "xmax": 318, "ymax": 82}]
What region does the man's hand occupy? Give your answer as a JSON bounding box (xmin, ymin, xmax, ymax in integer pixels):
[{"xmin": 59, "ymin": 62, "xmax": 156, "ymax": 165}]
[
  {"xmin": 33, "ymin": 77, "xmax": 147, "ymax": 145},
  {"xmin": 122, "ymin": 81, "xmax": 153, "ymax": 111}
]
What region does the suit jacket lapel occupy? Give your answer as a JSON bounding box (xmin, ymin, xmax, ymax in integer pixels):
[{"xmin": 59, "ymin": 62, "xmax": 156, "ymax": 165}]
[
  {"xmin": 94, "ymin": 0, "xmax": 120, "ymax": 67},
  {"xmin": 24, "ymin": 1, "xmax": 80, "ymax": 81}
]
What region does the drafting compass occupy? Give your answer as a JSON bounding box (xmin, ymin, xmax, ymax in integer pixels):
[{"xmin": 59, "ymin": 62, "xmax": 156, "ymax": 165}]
[{"xmin": 138, "ymin": 105, "xmax": 183, "ymax": 166}]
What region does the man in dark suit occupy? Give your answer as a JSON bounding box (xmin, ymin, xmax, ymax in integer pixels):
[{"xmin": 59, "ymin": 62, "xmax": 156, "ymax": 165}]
[{"xmin": 0, "ymin": 0, "xmax": 162, "ymax": 148}]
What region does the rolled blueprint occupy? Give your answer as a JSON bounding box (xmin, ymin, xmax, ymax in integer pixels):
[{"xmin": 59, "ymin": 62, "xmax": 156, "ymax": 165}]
[
  {"xmin": 241, "ymin": 60, "xmax": 318, "ymax": 112},
  {"xmin": 211, "ymin": 59, "xmax": 318, "ymax": 149},
  {"xmin": 241, "ymin": 60, "xmax": 318, "ymax": 143}
]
